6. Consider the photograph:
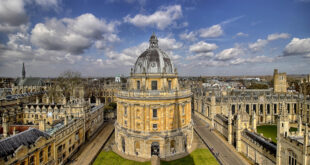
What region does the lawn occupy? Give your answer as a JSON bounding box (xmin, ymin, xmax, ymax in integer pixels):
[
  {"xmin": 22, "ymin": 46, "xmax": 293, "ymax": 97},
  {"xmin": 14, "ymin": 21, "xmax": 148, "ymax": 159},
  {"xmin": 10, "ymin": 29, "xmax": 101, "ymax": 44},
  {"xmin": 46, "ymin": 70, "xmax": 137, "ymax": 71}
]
[
  {"xmin": 93, "ymin": 151, "xmax": 150, "ymax": 165},
  {"xmin": 161, "ymin": 148, "xmax": 219, "ymax": 165},
  {"xmin": 93, "ymin": 149, "xmax": 218, "ymax": 165},
  {"xmin": 257, "ymin": 125, "xmax": 297, "ymax": 143}
]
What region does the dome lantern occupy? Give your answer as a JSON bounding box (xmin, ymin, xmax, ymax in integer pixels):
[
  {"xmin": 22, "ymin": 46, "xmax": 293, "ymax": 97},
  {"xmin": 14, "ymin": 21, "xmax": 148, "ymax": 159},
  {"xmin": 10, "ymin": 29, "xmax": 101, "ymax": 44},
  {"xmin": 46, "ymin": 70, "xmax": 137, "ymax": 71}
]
[{"xmin": 149, "ymin": 32, "xmax": 158, "ymax": 48}]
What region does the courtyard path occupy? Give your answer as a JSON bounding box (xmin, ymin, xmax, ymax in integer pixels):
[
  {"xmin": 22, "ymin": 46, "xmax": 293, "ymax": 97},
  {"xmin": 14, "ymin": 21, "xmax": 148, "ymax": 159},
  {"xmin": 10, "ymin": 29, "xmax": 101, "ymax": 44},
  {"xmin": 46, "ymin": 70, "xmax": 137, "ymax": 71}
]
[
  {"xmin": 193, "ymin": 115, "xmax": 250, "ymax": 165},
  {"xmin": 68, "ymin": 121, "xmax": 115, "ymax": 165}
]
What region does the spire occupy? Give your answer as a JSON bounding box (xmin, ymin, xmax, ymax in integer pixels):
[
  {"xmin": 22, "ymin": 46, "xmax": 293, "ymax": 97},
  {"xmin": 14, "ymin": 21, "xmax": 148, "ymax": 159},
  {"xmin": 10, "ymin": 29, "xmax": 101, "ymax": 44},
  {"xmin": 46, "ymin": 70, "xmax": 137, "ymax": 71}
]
[
  {"xmin": 149, "ymin": 32, "xmax": 158, "ymax": 48},
  {"xmin": 22, "ymin": 62, "xmax": 26, "ymax": 79}
]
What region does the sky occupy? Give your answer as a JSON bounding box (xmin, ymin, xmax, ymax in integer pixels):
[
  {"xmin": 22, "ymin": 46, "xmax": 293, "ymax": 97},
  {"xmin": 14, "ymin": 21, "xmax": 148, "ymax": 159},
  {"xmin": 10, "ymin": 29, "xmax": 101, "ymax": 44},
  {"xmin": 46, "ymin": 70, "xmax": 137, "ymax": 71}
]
[{"xmin": 0, "ymin": 0, "xmax": 310, "ymax": 77}]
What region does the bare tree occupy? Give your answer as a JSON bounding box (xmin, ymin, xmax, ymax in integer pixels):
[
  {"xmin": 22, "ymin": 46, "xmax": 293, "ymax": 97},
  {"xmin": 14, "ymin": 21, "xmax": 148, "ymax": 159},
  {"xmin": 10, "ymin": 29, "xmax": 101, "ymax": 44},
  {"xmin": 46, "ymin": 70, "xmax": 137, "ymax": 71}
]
[{"xmin": 46, "ymin": 70, "xmax": 83, "ymax": 103}]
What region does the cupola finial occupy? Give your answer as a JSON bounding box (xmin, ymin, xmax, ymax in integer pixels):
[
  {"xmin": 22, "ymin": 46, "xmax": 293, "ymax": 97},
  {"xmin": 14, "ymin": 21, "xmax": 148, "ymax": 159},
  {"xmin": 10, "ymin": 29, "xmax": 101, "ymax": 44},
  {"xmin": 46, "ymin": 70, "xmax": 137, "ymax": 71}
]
[{"xmin": 149, "ymin": 33, "xmax": 158, "ymax": 48}]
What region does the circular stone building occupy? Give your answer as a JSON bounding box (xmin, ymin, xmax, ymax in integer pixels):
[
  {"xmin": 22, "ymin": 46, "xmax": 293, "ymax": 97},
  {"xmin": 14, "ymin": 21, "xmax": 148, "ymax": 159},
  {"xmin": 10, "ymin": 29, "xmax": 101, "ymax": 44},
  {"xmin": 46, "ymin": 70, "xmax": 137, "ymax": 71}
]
[{"xmin": 115, "ymin": 33, "xmax": 193, "ymax": 159}]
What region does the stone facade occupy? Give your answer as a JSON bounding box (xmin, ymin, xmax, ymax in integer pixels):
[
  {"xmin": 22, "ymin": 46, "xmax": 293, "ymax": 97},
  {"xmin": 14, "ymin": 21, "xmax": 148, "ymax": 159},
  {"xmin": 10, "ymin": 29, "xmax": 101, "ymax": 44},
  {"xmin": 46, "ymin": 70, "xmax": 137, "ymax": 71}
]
[
  {"xmin": 115, "ymin": 34, "xmax": 193, "ymax": 160},
  {"xmin": 274, "ymin": 69, "xmax": 287, "ymax": 93}
]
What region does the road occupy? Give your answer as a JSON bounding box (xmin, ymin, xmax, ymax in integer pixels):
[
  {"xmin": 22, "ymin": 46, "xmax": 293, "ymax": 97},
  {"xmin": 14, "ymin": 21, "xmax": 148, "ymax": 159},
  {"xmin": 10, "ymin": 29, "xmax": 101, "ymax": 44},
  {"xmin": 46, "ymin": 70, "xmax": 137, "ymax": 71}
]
[
  {"xmin": 68, "ymin": 121, "xmax": 115, "ymax": 165},
  {"xmin": 193, "ymin": 115, "xmax": 249, "ymax": 165}
]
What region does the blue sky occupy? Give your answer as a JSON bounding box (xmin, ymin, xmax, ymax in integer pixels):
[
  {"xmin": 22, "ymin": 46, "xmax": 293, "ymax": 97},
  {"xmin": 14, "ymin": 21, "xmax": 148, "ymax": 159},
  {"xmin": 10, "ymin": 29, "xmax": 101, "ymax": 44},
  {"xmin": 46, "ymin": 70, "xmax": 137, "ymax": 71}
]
[{"xmin": 0, "ymin": 0, "xmax": 309, "ymax": 77}]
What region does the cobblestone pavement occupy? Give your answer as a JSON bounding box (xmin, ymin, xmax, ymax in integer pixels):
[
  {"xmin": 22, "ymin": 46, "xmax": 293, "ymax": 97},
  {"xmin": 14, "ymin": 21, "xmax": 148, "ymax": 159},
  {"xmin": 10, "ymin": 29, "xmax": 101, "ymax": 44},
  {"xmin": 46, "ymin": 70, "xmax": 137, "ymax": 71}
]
[
  {"xmin": 68, "ymin": 121, "xmax": 115, "ymax": 165},
  {"xmin": 193, "ymin": 115, "xmax": 250, "ymax": 165}
]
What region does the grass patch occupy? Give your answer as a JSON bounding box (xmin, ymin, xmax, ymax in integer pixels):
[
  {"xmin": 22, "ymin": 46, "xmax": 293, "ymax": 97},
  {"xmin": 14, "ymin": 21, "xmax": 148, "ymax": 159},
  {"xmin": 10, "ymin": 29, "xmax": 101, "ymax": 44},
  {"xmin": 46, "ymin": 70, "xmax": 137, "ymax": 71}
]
[
  {"xmin": 257, "ymin": 125, "xmax": 298, "ymax": 143},
  {"xmin": 93, "ymin": 149, "xmax": 219, "ymax": 165},
  {"xmin": 93, "ymin": 151, "xmax": 150, "ymax": 165},
  {"xmin": 161, "ymin": 149, "xmax": 219, "ymax": 165}
]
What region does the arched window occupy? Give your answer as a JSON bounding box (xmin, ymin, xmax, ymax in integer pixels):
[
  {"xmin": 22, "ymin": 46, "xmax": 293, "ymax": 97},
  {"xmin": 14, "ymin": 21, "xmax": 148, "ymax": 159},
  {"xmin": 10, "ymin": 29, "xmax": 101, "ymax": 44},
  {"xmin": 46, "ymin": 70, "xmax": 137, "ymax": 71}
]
[{"xmin": 288, "ymin": 150, "xmax": 297, "ymax": 165}]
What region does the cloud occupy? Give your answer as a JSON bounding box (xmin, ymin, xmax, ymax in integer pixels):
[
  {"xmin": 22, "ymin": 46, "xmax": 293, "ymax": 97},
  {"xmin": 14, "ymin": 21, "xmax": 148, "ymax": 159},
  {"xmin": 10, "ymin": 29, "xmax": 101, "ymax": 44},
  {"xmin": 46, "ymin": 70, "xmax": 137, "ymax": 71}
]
[
  {"xmin": 199, "ymin": 24, "xmax": 223, "ymax": 38},
  {"xmin": 215, "ymin": 47, "xmax": 244, "ymax": 61},
  {"xmin": 0, "ymin": 0, "xmax": 28, "ymax": 32},
  {"xmin": 248, "ymin": 39, "xmax": 268, "ymax": 52},
  {"xmin": 179, "ymin": 31, "xmax": 197, "ymax": 41},
  {"xmin": 283, "ymin": 37, "xmax": 310, "ymax": 57},
  {"xmin": 32, "ymin": 0, "xmax": 61, "ymax": 10},
  {"xmin": 249, "ymin": 33, "xmax": 290, "ymax": 52},
  {"xmin": 124, "ymin": 5, "xmax": 182, "ymax": 30},
  {"xmin": 235, "ymin": 32, "xmax": 248, "ymax": 37},
  {"xmin": 186, "ymin": 52, "xmax": 214, "ymax": 60},
  {"xmin": 158, "ymin": 37, "xmax": 183, "ymax": 51},
  {"xmin": 31, "ymin": 13, "xmax": 120, "ymax": 54},
  {"xmin": 267, "ymin": 33, "xmax": 290, "ymax": 41},
  {"xmin": 230, "ymin": 56, "xmax": 273, "ymax": 65},
  {"xmin": 189, "ymin": 41, "xmax": 218, "ymax": 53}
]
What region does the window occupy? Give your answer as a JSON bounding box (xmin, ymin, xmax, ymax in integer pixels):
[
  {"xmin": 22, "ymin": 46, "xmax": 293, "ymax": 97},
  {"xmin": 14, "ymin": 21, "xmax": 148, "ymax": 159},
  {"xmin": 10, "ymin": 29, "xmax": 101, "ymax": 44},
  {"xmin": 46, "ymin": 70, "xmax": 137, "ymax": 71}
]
[
  {"xmin": 151, "ymin": 81, "xmax": 157, "ymax": 90},
  {"xmin": 253, "ymin": 104, "xmax": 256, "ymax": 113},
  {"xmin": 48, "ymin": 146, "xmax": 51, "ymax": 157},
  {"xmin": 288, "ymin": 104, "xmax": 290, "ymax": 114},
  {"xmin": 182, "ymin": 107, "xmax": 185, "ymax": 115},
  {"xmin": 137, "ymin": 80, "xmax": 140, "ymax": 90},
  {"xmin": 124, "ymin": 107, "xmax": 127, "ymax": 116},
  {"xmin": 58, "ymin": 146, "xmax": 62, "ymax": 152},
  {"xmin": 153, "ymin": 124, "xmax": 158, "ymax": 130},
  {"xmin": 30, "ymin": 156, "xmax": 34, "ymax": 165},
  {"xmin": 168, "ymin": 80, "xmax": 172, "ymax": 90},
  {"xmin": 20, "ymin": 161, "xmax": 25, "ymax": 165},
  {"xmin": 153, "ymin": 109, "xmax": 158, "ymax": 118},
  {"xmin": 288, "ymin": 151, "xmax": 297, "ymax": 165},
  {"xmin": 267, "ymin": 104, "xmax": 270, "ymax": 115},
  {"xmin": 246, "ymin": 104, "xmax": 249, "ymax": 114},
  {"xmin": 260, "ymin": 104, "xmax": 263, "ymax": 114},
  {"xmin": 124, "ymin": 120, "xmax": 127, "ymax": 126},
  {"xmin": 232, "ymin": 105, "xmax": 235, "ymax": 114},
  {"xmin": 75, "ymin": 132, "xmax": 79, "ymax": 141},
  {"xmin": 274, "ymin": 104, "xmax": 277, "ymax": 114},
  {"xmin": 39, "ymin": 151, "xmax": 44, "ymax": 163}
]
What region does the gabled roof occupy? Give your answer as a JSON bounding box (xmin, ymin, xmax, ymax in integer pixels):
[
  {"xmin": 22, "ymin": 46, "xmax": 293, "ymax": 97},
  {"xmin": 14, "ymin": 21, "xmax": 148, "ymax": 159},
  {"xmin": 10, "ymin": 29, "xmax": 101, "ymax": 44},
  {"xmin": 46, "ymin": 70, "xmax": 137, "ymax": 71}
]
[
  {"xmin": 0, "ymin": 128, "xmax": 50, "ymax": 158},
  {"xmin": 15, "ymin": 78, "xmax": 45, "ymax": 86}
]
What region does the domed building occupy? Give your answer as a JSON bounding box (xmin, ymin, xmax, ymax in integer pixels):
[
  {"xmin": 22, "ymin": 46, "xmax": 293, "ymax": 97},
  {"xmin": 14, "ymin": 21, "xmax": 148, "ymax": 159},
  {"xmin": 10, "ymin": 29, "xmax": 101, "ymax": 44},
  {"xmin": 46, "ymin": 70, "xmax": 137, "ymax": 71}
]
[{"xmin": 115, "ymin": 33, "xmax": 193, "ymax": 159}]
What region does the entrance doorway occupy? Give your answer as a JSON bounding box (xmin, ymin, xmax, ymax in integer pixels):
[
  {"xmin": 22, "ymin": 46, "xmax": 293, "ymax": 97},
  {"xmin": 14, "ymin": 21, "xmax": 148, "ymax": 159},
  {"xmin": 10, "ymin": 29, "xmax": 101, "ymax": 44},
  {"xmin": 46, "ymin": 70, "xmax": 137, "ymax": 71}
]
[{"xmin": 151, "ymin": 142, "xmax": 160, "ymax": 156}]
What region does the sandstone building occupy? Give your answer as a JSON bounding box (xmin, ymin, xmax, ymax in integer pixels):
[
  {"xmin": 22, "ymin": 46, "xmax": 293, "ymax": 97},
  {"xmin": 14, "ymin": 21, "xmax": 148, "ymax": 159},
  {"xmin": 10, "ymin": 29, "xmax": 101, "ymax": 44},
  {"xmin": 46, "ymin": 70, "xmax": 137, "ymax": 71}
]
[
  {"xmin": 273, "ymin": 69, "xmax": 287, "ymax": 93},
  {"xmin": 115, "ymin": 33, "xmax": 193, "ymax": 159}
]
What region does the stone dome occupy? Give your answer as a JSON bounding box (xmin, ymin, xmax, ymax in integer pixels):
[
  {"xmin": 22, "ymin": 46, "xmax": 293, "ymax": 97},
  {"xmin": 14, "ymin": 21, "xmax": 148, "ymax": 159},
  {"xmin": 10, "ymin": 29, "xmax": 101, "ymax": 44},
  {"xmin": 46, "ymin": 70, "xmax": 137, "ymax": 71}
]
[{"xmin": 133, "ymin": 33, "xmax": 175, "ymax": 74}]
